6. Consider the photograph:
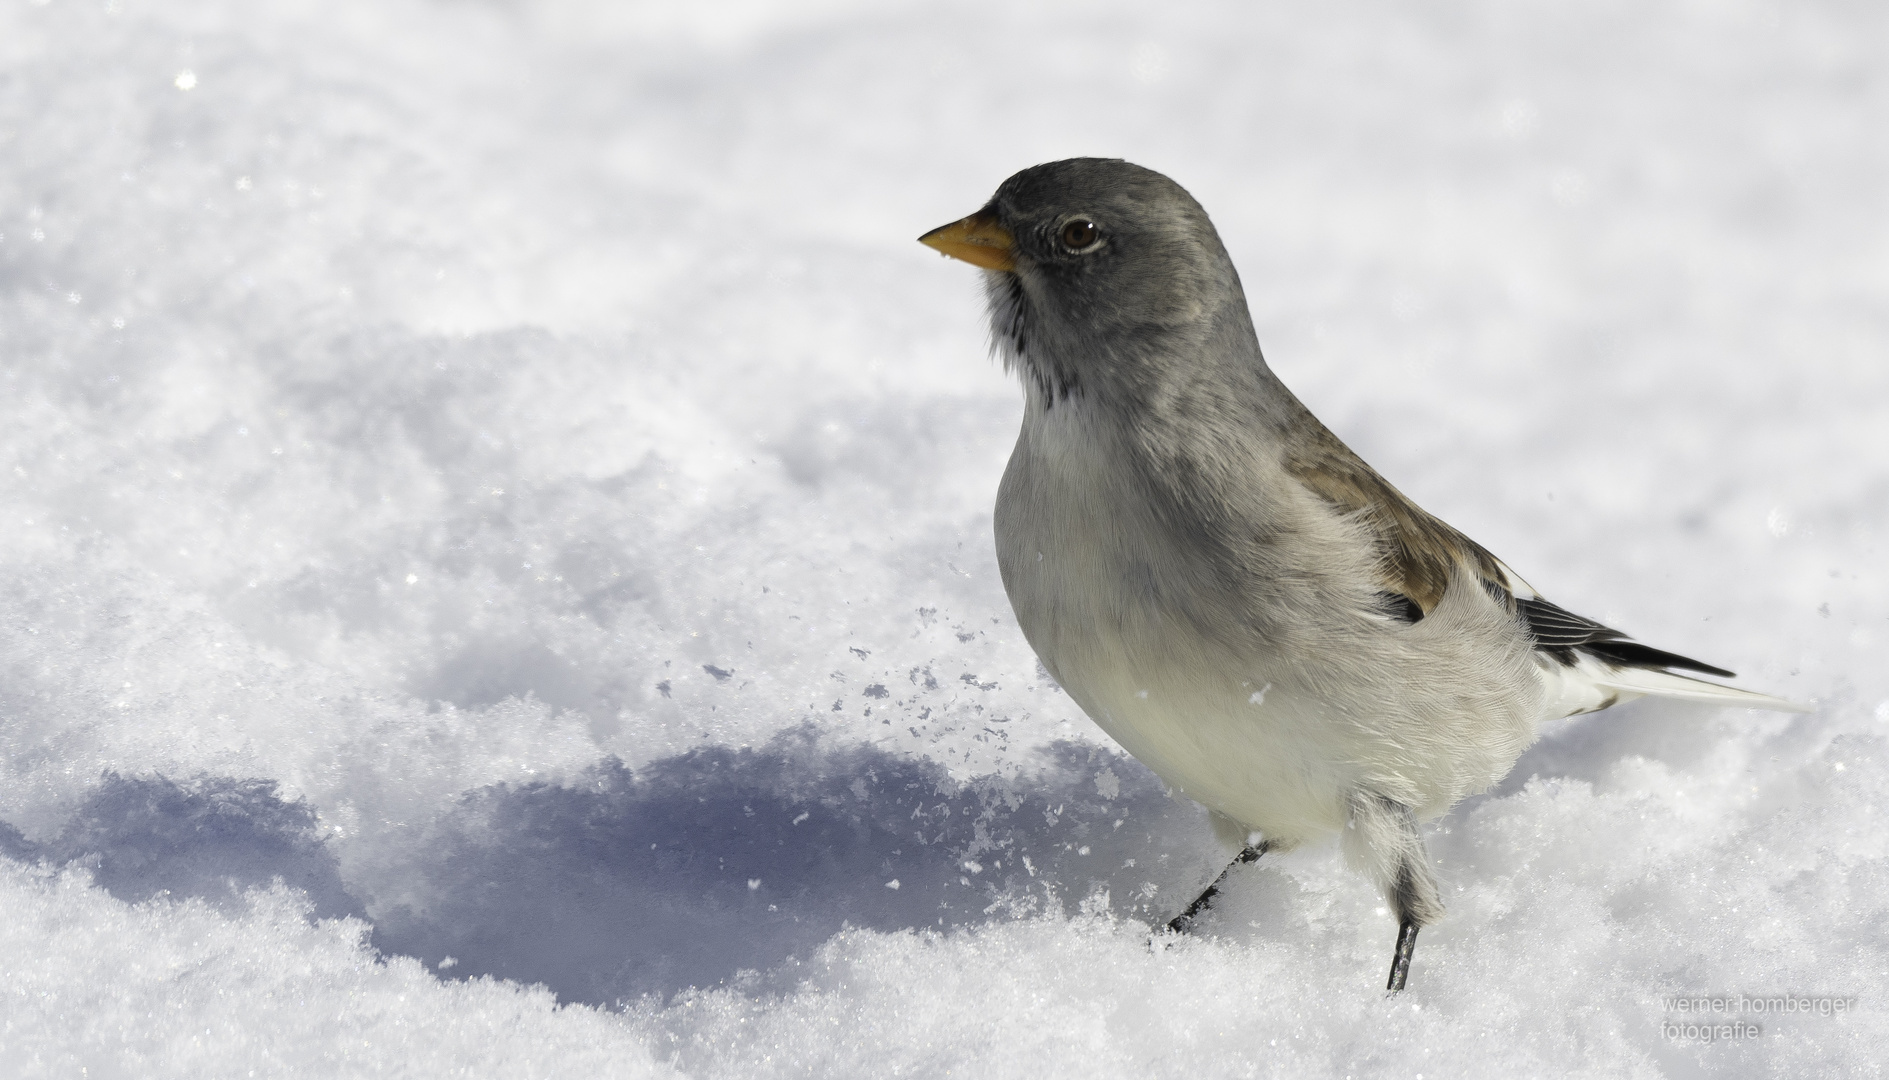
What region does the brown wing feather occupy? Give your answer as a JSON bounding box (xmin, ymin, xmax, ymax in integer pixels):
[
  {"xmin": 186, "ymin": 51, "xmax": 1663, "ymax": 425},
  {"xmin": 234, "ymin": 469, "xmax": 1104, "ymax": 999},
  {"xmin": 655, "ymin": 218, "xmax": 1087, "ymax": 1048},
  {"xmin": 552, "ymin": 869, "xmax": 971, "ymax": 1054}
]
[
  {"xmin": 1279, "ymin": 416, "xmax": 1743, "ymax": 679},
  {"xmin": 1282, "ymin": 417, "xmax": 1510, "ymax": 615}
]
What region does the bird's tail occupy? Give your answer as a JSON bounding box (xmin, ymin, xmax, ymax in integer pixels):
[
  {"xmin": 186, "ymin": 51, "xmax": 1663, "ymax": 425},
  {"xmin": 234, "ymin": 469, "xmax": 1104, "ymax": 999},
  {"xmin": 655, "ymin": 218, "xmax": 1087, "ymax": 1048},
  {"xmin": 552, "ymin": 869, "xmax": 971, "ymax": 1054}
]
[
  {"xmin": 1589, "ymin": 659, "xmax": 1811, "ymax": 713},
  {"xmin": 1541, "ymin": 651, "xmax": 1811, "ymax": 716}
]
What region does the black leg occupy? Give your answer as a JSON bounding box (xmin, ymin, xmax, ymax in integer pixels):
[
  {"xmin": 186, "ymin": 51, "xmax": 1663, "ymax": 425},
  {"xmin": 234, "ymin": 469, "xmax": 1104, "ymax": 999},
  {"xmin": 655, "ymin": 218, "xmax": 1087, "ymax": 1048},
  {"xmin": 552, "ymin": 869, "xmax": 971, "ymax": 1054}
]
[
  {"xmin": 1348, "ymin": 793, "xmax": 1442, "ymax": 994},
  {"xmin": 1166, "ymin": 842, "xmax": 1266, "ymax": 934},
  {"xmin": 1385, "ymin": 920, "xmax": 1419, "ymax": 993}
]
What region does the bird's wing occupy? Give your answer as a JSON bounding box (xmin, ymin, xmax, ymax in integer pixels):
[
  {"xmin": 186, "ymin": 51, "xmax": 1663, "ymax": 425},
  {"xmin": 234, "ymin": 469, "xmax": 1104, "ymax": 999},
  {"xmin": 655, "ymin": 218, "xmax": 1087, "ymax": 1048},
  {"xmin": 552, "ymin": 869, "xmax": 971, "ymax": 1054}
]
[
  {"xmin": 1280, "ymin": 414, "xmax": 1807, "ymax": 713},
  {"xmin": 1280, "ymin": 415, "xmax": 1511, "ymax": 616}
]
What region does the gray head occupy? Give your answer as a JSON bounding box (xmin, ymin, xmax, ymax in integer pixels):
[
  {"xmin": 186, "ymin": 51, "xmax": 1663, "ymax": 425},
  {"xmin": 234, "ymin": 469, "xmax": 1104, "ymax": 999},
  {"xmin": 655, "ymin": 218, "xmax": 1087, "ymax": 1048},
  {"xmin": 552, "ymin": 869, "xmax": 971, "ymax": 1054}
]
[{"xmin": 920, "ymin": 158, "xmax": 1256, "ymax": 406}]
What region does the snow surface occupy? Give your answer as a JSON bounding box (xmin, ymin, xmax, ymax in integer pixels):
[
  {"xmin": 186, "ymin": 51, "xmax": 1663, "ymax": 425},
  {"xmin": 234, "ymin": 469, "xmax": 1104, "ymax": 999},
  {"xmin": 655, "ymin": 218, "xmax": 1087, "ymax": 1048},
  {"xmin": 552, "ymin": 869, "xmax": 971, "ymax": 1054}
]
[{"xmin": 3, "ymin": 0, "xmax": 1886, "ymax": 1075}]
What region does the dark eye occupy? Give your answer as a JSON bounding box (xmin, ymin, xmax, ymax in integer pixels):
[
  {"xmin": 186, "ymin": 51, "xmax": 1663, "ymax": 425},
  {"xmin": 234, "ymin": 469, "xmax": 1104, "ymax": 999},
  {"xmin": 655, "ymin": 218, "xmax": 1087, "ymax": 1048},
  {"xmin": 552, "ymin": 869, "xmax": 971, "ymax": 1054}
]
[{"xmin": 1059, "ymin": 219, "xmax": 1099, "ymax": 250}]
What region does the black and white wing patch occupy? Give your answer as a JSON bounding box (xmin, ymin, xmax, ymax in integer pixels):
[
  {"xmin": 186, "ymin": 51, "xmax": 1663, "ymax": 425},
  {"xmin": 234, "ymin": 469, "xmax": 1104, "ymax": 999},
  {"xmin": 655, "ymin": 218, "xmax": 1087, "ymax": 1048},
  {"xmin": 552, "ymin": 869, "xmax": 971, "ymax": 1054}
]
[{"xmin": 1518, "ymin": 596, "xmax": 1734, "ymax": 678}]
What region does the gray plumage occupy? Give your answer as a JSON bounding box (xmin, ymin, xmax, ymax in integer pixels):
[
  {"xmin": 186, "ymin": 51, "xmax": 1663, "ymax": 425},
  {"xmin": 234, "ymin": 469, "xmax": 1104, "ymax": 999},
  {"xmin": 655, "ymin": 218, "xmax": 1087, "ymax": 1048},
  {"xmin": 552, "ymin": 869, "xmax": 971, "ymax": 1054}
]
[{"xmin": 920, "ymin": 157, "xmax": 1804, "ymax": 985}]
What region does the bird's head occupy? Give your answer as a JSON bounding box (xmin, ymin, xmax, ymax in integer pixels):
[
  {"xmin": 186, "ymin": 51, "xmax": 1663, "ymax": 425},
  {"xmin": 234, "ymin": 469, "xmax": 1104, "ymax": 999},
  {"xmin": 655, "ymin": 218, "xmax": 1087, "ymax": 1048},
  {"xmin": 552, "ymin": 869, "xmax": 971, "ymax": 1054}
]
[{"xmin": 920, "ymin": 158, "xmax": 1247, "ymax": 406}]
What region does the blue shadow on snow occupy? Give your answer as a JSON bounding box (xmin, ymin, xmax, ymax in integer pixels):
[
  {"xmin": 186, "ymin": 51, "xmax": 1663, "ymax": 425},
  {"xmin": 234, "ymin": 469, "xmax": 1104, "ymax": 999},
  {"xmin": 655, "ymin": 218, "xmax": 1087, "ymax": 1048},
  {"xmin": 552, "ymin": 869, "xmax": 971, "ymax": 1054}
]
[{"xmin": 0, "ymin": 732, "xmax": 1221, "ymax": 1008}]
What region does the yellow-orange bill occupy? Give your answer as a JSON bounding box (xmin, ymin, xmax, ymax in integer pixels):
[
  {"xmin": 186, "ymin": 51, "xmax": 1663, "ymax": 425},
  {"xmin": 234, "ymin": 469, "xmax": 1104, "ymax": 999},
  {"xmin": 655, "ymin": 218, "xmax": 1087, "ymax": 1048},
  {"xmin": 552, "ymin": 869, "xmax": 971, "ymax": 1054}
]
[{"xmin": 918, "ymin": 209, "xmax": 1015, "ymax": 271}]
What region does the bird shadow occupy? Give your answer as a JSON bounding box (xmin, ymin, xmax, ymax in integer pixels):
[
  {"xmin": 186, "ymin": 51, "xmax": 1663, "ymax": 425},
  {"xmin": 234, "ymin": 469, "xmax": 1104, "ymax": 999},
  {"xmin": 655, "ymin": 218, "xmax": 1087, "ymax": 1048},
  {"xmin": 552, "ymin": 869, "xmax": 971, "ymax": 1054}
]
[
  {"xmin": 0, "ymin": 729, "xmax": 1222, "ymax": 1008},
  {"xmin": 369, "ymin": 728, "xmax": 1219, "ymax": 1005}
]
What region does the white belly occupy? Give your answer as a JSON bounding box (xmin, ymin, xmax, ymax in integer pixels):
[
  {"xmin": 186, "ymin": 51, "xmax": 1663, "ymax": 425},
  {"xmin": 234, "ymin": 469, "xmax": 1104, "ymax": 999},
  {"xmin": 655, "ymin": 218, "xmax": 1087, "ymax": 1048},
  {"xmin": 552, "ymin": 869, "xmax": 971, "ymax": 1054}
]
[{"xmin": 1047, "ymin": 633, "xmax": 1356, "ymax": 841}]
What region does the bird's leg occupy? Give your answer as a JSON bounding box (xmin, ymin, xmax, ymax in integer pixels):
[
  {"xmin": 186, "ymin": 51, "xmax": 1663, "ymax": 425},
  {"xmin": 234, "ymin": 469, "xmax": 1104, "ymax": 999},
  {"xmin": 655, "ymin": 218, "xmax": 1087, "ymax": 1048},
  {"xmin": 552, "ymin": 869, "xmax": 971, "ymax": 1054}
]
[
  {"xmin": 1166, "ymin": 842, "xmax": 1267, "ymax": 934},
  {"xmin": 1382, "ymin": 841, "xmax": 1442, "ymax": 994},
  {"xmin": 1343, "ymin": 792, "xmax": 1444, "ymax": 994},
  {"xmin": 1387, "ymin": 919, "xmax": 1420, "ymax": 993}
]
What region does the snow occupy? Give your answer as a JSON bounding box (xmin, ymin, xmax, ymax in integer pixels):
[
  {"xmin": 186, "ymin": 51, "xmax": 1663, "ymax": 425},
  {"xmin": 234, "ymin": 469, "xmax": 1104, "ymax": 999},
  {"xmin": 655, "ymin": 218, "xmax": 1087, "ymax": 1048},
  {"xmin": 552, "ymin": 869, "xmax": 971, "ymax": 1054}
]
[{"xmin": 2, "ymin": 0, "xmax": 1885, "ymax": 1075}]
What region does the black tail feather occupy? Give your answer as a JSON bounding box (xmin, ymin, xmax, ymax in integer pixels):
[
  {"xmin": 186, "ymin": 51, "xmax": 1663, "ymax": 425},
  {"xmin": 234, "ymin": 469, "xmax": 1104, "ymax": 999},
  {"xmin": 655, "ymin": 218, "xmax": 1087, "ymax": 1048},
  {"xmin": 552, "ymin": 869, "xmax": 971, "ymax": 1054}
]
[
  {"xmin": 1581, "ymin": 640, "xmax": 1734, "ymax": 679},
  {"xmin": 1517, "ymin": 595, "xmax": 1735, "ymax": 678}
]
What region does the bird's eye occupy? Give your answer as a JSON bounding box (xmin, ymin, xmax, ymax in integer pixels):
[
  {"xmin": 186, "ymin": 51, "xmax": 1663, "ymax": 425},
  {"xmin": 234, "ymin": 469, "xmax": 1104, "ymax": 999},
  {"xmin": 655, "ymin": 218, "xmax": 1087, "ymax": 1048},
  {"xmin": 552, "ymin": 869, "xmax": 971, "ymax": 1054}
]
[{"xmin": 1059, "ymin": 219, "xmax": 1099, "ymax": 251}]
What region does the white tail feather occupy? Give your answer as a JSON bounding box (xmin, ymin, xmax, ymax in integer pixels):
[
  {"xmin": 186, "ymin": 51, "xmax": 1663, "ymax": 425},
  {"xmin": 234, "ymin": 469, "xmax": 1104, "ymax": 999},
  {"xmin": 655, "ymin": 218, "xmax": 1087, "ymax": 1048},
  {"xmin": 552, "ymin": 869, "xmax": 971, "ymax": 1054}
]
[
  {"xmin": 1539, "ymin": 652, "xmax": 1811, "ymax": 717},
  {"xmin": 1593, "ymin": 663, "xmax": 1811, "ymax": 713}
]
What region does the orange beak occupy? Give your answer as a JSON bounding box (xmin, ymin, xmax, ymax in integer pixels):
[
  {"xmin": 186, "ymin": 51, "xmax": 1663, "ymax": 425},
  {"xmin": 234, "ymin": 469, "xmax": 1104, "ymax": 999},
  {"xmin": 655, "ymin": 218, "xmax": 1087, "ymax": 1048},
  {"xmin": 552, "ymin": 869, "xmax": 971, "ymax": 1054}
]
[{"xmin": 918, "ymin": 208, "xmax": 1015, "ymax": 272}]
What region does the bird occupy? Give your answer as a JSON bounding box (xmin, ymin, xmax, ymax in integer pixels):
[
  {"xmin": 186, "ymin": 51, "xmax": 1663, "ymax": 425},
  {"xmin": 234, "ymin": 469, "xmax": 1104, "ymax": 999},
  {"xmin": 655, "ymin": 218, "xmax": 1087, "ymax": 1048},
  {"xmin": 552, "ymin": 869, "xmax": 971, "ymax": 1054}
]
[{"xmin": 917, "ymin": 158, "xmax": 1806, "ymax": 993}]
